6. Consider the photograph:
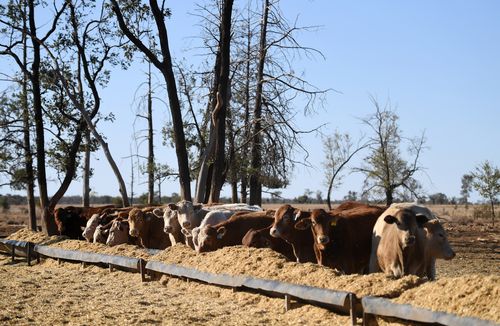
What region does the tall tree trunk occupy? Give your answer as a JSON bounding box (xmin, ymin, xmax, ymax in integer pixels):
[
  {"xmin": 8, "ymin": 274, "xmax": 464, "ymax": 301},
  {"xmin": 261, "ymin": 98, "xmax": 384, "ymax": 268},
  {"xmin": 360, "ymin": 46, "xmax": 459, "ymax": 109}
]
[
  {"xmin": 28, "ymin": 0, "xmax": 54, "ymax": 234},
  {"xmin": 249, "ymin": 0, "xmax": 270, "ymax": 206},
  {"xmin": 21, "ymin": 1, "xmax": 37, "ymax": 231},
  {"xmin": 240, "ymin": 11, "xmax": 252, "ymax": 205},
  {"xmin": 147, "ymin": 61, "xmax": 155, "ymax": 204},
  {"xmin": 208, "ymin": 0, "xmax": 234, "ymax": 203},
  {"xmin": 82, "ymin": 129, "xmax": 91, "ymax": 207},
  {"xmin": 79, "ymin": 56, "xmax": 90, "ymax": 208},
  {"xmin": 111, "ymin": 0, "xmax": 192, "ymax": 201},
  {"xmin": 195, "ymin": 50, "xmax": 222, "ymax": 203}
]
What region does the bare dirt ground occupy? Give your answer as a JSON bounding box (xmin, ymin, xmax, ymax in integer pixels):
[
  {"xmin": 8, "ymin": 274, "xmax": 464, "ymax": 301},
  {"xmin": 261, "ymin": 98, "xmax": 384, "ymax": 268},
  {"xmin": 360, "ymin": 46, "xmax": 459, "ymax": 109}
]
[{"xmin": 0, "ymin": 204, "xmax": 498, "ymax": 325}]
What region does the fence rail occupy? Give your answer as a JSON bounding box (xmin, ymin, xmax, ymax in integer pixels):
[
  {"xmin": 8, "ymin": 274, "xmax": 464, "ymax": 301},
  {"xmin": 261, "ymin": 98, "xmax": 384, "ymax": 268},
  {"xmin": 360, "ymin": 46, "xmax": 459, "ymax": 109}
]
[{"xmin": 0, "ymin": 239, "xmax": 498, "ymax": 326}]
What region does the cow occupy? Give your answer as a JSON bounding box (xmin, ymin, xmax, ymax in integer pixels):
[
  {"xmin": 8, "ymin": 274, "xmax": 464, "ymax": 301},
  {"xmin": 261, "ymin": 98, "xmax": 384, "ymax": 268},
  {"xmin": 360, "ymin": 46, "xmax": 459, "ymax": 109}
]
[
  {"xmin": 294, "ymin": 205, "xmax": 384, "ymax": 274},
  {"xmin": 82, "ymin": 212, "xmax": 119, "ymax": 242},
  {"xmin": 242, "ymin": 226, "xmax": 296, "ymax": 261},
  {"xmin": 189, "ymin": 210, "xmax": 235, "ymax": 252},
  {"xmin": 152, "ymin": 206, "xmax": 184, "ymax": 246},
  {"xmin": 54, "ymin": 205, "xmax": 116, "ymax": 239},
  {"xmin": 409, "ymin": 219, "xmax": 455, "ymax": 280},
  {"xmin": 168, "ymin": 200, "xmax": 206, "ymax": 230},
  {"xmin": 105, "ymin": 217, "xmax": 141, "ymax": 247},
  {"xmin": 269, "ymin": 205, "xmax": 316, "ymax": 263},
  {"xmin": 128, "ymin": 208, "xmax": 171, "ymax": 249},
  {"xmin": 368, "ymin": 205, "xmax": 431, "ymax": 278},
  {"xmin": 93, "ymin": 223, "xmax": 110, "ymax": 244},
  {"xmin": 196, "ymin": 210, "xmax": 275, "ymax": 253}
]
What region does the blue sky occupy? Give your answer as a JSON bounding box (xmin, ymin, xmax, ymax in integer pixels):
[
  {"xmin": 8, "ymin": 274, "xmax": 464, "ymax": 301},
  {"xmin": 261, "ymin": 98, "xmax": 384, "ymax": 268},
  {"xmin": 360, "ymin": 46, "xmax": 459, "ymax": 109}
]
[{"xmin": 1, "ymin": 1, "xmax": 499, "ymax": 202}]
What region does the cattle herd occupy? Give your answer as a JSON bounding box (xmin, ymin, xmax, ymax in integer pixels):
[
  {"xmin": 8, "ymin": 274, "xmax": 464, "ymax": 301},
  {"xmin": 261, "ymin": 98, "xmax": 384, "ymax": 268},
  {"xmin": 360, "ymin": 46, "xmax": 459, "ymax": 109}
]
[{"xmin": 53, "ymin": 201, "xmax": 456, "ymax": 280}]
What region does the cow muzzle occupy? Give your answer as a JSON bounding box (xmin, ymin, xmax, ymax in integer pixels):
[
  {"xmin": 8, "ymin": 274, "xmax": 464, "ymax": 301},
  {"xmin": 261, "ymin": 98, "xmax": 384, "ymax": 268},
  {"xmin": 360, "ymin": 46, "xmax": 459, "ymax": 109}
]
[
  {"xmin": 129, "ymin": 229, "xmax": 139, "ymax": 237},
  {"xmin": 317, "ymin": 235, "xmax": 330, "ymax": 245},
  {"xmin": 269, "ymin": 227, "xmax": 280, "ymax": 238},
  {"xmin": 182, "ymin": 221, "xmax": 191, "ymax": 228},
  {"xmin": 403, "ymin": 235, "xmax": 416, "ymax": 247}
]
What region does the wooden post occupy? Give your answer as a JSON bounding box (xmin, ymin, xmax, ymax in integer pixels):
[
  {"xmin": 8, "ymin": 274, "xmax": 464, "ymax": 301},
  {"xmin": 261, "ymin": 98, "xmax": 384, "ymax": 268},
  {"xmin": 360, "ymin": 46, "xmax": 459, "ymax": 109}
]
[
  {"xmin": 349, "ymin": 293, "xmax": 356, "ymax": 325},
  {"xmin": 284, "ymin": 294, "xmax": 291, "ymax": 312},
  {"xmin": 109, "ymin": 264, "xmax": 114, "ymax": 273},
  {"xmin": 139, "ymin": 259, "xmax": 147, "ymax": 282},
  {"xmin": 26, "ymin": 243, "xmax": 31, "ymax": 266}
]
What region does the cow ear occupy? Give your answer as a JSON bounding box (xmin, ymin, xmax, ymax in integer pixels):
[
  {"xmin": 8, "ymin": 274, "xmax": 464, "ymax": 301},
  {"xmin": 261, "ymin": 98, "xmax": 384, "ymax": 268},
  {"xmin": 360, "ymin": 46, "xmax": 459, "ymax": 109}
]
[
  {"xmin": 384, "ymin": 215, "xmax": 397, "ymax": 224},
  {"xmin": 217, "ymin": 226, "xmax": 226, "ymax": 239},
  {"xmin": 416, "ymin": 214, "xmax": 430, "ymax": 227},
  {"xmin": 295, "ymin": 218, "xmax": 311, "ymax": 230},
  {"xmin": 152, "ymin": 208, "xmax": 164, "ymax": 217},
  {"xmin": 330, "ymin": 217, "xmax": 338, "ymax": 227},
  {"xmin": 168, "ymin": 203, "xmax": 178, "ymax": 211}
]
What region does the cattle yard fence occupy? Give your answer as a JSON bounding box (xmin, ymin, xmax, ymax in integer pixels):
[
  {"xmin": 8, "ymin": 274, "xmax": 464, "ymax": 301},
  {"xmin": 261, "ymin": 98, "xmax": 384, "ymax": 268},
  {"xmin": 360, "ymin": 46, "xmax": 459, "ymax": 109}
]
[{"xmin": 0, "ymin": 238, "xmax": 497, "ymax": 326}]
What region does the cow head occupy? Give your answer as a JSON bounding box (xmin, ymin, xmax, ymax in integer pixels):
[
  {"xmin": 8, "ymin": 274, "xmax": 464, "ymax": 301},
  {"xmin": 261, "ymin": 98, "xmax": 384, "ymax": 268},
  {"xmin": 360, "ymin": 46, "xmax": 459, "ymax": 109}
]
[
  {"xmin": 128, "ymin": 208, "xmax": 149, "ymax": 237},
  {"xmin": 106, "ymin": 218, "xmax": 130, "ymax": 247},
  {"xmin": 270, "ymin": 205, "xmax": 308, "ymax": 241},
  {"xmin": 196, "ymin": 225, "xmax": 226, "ymax": 253},
  {"xmin": 383, "ymin": 208, "xmax": 428, "ymax": 248},
  {"xmin": 422, "ymin": 219, "xmax": 455, "ymax": 260},
  {"xmin": 295, "ymin": 209, "xmax": 337, "ymax": 250},
  {"xmin": 153, "ymin": 206, "xmax": 180, "ymax": 235},
  {"xmin": 93, "ymin": 225, "xmax": 109, "ymax": 244},
  {"xmin": 82, "ymin": 213, "xmax": 102, "ymax": 242},
  {"xmin": 168, "ymin": 201, "xmax": 203, "ymax": 229},
  {"xmin": 242, "ymin": 228, "xmax": 272, "ymax": 248}
]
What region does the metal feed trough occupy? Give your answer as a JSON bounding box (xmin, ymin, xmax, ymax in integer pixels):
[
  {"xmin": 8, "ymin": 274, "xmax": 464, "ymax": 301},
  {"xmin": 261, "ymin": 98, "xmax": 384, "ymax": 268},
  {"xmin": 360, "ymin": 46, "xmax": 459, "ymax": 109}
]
[
  {"xmin": 0, "ymin": 239, "xmax": 36, "ymax": 265},
  {"xmin": 3, "ymin": 243, "xmax": 499, "ymax": 326},
  {"xmin": 146, "ymin": 260, "xmax": 359, "ymax": 324},
  {"xmin": 34, "ymin": 244, "xmax": 148, "ymax": 280},
  {"xmin": 361, "ymin": 296, "xmax": 499, "ymax": 326}
]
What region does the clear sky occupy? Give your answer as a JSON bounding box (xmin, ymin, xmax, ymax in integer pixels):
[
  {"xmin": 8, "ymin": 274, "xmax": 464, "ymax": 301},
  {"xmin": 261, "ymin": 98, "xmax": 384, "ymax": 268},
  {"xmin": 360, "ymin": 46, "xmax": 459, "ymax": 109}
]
[{"xmin": 1, "ymin": 1, "xmax": 499, "ymax": 202}]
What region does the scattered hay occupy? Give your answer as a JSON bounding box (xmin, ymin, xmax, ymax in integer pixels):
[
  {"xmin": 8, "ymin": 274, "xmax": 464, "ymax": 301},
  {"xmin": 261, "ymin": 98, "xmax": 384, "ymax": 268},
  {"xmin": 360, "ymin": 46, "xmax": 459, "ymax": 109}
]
[
  {"xmin": 394, "ymin": 274, "xmax": 500, "ymax": 323},
  {"xmin": 49, "ymin": 240, "xmax": 153, "ymax": 260},
  {"xmin": 151, "ymin": 245, "xmax": 423, "ymax": 298},
  {"xmin": 5, "ymin": 228, "xmax": 66, "ymax": 245}
]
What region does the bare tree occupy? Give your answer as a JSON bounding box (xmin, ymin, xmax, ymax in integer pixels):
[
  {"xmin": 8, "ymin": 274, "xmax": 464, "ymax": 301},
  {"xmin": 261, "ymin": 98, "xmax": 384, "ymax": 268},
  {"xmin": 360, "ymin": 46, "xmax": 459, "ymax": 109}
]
[
  {"xmin": 322, "ymin": 131, "xmax": 370, "ymax": 210},
  {"xmin": 111, "ymin": 0, "xmax": 192, "ymax": 201},
  {"xmin": 356, "ymin": 97, "xmax": 426, "ymax": 205}
]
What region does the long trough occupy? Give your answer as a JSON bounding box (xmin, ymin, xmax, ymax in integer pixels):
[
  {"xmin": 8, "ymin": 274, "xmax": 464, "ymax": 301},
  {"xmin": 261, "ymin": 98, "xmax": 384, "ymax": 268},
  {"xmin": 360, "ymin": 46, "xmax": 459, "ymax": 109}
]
[
  {"xmin": 1, "ymin": 240, "xmax": 498, "ymax": 326},
  {"xmin": 362, "ymin": 296, "xmax": 499, "ymax": 326}
]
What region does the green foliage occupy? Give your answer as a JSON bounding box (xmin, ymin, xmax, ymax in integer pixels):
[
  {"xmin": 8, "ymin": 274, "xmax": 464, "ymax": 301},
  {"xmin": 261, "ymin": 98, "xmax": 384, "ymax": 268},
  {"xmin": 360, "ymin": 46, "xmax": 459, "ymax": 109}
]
[{"xmin": 471, "ymin": 161, "xmax": 500, "ymax": 202}]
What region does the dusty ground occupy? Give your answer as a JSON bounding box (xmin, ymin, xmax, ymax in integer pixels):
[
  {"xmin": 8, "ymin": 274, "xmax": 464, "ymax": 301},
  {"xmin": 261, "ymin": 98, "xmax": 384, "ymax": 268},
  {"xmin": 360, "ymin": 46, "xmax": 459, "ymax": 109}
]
[{"xmin": 0, "ymin": 255, "xmax": 350, "ymax": 326}]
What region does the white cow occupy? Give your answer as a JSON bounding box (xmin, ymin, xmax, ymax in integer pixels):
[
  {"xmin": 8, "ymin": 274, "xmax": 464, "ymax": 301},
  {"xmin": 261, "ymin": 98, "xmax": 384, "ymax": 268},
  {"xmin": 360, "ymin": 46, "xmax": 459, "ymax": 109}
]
[{"xmin": 189, "ymin": 210, "xmax": 235, "ymax": 252}]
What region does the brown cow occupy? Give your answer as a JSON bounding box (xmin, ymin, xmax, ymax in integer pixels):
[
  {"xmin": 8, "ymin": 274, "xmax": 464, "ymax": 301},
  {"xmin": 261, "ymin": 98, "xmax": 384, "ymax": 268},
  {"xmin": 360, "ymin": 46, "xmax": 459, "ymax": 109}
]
[
  {"xmin": 242, "ymin": 226, "xmax": 296, "ymax": 261},
  {"xmin": 128, "ymin": 208, "xmax": 171, "ymax": 249},
  {"xmin": 295, "ymin": 205, "xmax": 384, "ymax": 274},
  {"xmin": 196, "ymin": 210, "xmax": 275, "ymax": 253},
  {"xmin": 269, "ymin": 205, "xmax": 316, "ymax": 263},
  {"xmin": 54, "ymin": 205, "xmax": 115, "ymax": 239}
]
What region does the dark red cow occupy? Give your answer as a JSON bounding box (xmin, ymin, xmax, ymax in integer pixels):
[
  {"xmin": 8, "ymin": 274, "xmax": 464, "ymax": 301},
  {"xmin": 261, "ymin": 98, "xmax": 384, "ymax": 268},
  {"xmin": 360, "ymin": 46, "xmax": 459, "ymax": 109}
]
[
  {"xmin": 295, "ymin": 205, "xmax": 384, "ymax": 274},
  {"xmin": 269, "ymin": 205, "xmax": 316, "ymax": 263},
  {"xmin": 196, "ymin": 210, "xmax": 275, "ymax": 253},
  {"xmin": 54, "ymin": 205, "xmax": 115, "ymax": 239},
  {"xmin": 242, "ymin": 225, "xmax": 296, "ymax": 261}
]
